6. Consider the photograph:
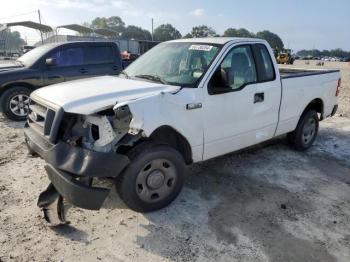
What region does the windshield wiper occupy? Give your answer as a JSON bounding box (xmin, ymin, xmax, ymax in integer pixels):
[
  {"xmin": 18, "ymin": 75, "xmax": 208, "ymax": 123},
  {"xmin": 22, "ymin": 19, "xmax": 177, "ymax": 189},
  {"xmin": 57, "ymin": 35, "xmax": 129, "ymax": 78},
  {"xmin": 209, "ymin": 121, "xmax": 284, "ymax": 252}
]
[
  {"xmin": 119, "ymin": 70, "xmax": 129, "ymax": 78},
  {"xmin": 134, "ymin": 74, "xmax": 168, "ymax": 84}
]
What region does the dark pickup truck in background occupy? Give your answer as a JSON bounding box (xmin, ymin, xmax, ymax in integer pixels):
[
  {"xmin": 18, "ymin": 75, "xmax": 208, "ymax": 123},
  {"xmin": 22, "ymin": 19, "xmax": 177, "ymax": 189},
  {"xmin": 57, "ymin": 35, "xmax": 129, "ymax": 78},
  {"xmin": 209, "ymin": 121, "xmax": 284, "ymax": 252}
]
[{"xmin": 0, "ymin": 41, "xmax": 123, "ymax": 121}]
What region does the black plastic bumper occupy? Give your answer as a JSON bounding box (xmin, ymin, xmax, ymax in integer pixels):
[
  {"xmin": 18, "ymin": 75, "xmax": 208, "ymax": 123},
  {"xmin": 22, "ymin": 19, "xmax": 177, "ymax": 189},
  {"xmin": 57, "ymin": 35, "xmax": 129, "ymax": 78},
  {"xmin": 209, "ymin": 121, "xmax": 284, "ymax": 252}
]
[
  {"xmin": 44, "ymin": 165, "xmax": 109, "ymax": 210},
  {"xmin": 24, "ymin": 126, "xmax": 130, "ymax": 210},
  {"xmin": 24, "ymin": 126, "xmax": 130, "ymax": 177}
]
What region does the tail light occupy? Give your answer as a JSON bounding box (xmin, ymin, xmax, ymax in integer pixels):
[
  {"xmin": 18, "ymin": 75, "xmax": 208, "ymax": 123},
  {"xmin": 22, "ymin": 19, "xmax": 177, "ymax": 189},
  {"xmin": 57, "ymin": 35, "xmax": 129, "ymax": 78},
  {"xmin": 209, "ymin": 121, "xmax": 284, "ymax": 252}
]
[{"xmin": 336, "ymin": 78, "xmax": 341, "ymax": 97}]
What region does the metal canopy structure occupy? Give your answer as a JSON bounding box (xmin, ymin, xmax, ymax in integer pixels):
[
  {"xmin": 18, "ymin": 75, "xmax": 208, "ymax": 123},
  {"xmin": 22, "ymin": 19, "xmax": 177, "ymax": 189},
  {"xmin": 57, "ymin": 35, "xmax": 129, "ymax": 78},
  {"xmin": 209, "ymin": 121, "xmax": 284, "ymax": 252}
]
[
  {"xmin": 57, "ymin": 25, "xmax": 118, "ymax": 38},
  {"xmin": 0, "ymin": 21, "xmax": 53, "ymax": 54},
  {"xmin": 2, "ymin": 21, "xmax": 53, "ymax": 33},
  {"xmin": 57, "ymin": 24, "xmax": 93, "ymax": 35},
  {"xmin": 94, "ymin": 28, "xmax": 118, "ymax": 37}
]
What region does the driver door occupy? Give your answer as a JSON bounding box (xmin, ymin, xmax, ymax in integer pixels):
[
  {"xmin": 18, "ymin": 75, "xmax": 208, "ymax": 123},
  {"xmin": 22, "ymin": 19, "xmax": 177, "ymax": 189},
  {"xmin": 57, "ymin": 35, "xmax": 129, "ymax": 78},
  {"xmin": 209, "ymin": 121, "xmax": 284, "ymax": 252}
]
[
  {"xmin": 43, "ymin": 45, "xmax": 88, "ymax": 85},
  {"xmin": 202, "ymin": 44, "xmax": 281, "ymax": 160}
]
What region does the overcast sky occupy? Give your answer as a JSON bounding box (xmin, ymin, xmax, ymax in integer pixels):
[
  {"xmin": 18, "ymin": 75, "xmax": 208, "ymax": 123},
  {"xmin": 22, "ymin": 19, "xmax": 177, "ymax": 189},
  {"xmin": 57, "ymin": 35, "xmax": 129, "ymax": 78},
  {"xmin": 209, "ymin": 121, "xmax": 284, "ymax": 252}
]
[{"xmin": 0, "ymin": 0, "xmax": 349, "ymax": 51}]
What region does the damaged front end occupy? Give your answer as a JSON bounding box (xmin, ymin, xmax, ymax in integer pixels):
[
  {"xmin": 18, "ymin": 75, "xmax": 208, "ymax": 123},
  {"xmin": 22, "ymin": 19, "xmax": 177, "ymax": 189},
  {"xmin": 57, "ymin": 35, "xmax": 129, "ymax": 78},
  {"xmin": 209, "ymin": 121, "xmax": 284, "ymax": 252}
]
[{"xmin": 25, "ymin": 104, "xmax": 143, "ymax": 225}]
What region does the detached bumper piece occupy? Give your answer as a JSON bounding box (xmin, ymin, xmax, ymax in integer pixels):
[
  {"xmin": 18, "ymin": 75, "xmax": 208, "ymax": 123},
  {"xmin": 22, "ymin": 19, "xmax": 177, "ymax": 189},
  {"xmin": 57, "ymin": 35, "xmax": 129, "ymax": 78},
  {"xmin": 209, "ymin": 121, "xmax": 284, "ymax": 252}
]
[
  {"xmin": 37, "ymin": 184, "xmax": 67, "ymax": 226},
  {"xmin": 37, "ymin": 166, "xmax": 111, "ymax": 226},
  {"xmin": 331, "ymin": 104, "xmax": 338, "ymax": 116},
  {"xmin": 24, "ymin": 126, "xmax": 131, "ymax": 225},
  {"xmin": 44, "ymin": 164, "xmax": 109, "ymax": 210}
]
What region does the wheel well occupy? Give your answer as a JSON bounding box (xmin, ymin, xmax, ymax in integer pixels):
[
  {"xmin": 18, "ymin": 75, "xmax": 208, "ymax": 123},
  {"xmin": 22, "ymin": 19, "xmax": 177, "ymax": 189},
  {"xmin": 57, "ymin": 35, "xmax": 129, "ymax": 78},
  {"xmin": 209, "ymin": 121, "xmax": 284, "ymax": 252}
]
[
  {"xmin": 302, "ymin": 98, "xmax": 324, "ymax": 120},
  {"xmin": 150, "ymin": 126, "xmax": 193, "ymax": 164},
  {"xmin": 0, "ymin": 82, "xmax": 35, "ymax": 97}
]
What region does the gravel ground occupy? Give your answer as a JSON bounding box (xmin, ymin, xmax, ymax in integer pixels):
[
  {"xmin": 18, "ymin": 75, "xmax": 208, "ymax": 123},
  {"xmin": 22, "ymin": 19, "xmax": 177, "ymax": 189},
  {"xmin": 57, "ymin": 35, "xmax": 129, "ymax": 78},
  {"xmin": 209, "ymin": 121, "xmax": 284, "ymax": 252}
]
[{"xmin": 0, "ymin": 61, "xmax": 350, "ymax": 262}]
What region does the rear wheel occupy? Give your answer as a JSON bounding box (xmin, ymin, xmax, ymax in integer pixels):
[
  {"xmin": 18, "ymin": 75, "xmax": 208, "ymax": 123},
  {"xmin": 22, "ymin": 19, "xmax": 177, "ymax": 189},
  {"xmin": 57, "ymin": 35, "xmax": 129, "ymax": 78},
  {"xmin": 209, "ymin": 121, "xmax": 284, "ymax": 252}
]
[
  {"xmin": 0, "ymin": 86, "xmax": 31, "ymax": 121},
  {"xmin": 116, "ymin": 142, "xmax": 186, "ymax": 212},
  {"xmin": 287, "ymin": 110, "xmax": 319, "ymax": 151}
]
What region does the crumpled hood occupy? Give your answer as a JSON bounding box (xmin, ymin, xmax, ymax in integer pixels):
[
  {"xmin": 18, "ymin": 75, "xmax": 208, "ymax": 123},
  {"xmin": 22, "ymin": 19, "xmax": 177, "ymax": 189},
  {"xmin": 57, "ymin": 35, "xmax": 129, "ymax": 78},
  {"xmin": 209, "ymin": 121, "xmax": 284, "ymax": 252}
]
[{"xmin": 31, "ymin": 76, "xmax": 180, "ymax": 114}]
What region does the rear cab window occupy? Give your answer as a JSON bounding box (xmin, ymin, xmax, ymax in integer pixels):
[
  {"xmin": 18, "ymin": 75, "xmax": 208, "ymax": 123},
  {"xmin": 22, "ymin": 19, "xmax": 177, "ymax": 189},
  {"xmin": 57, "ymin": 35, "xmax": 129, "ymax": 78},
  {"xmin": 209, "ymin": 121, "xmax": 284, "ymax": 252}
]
[{"xmin": 253, "ymin": 44, "xmax": 276, "ymax": 82}]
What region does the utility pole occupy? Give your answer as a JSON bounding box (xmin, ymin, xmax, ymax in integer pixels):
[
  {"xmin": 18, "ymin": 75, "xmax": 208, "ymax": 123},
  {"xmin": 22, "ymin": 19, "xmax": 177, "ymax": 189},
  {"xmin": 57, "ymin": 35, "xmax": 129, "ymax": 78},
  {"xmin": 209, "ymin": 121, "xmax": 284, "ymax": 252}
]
[
  {"xmin": 38, "ymin": 9, "xmax": 44, "ymax": 44},
  {"xmin": 151, "ymin": 18, "xmax": 154, "ymax": 41}
]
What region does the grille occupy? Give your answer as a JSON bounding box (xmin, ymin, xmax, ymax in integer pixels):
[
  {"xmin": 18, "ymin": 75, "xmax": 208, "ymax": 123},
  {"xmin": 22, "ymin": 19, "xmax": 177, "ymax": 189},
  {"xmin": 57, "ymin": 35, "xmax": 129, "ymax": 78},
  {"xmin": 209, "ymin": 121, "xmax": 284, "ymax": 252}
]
[{"xmin": 28, "ymin": 100, "xmax": 56, "ymax": 137}]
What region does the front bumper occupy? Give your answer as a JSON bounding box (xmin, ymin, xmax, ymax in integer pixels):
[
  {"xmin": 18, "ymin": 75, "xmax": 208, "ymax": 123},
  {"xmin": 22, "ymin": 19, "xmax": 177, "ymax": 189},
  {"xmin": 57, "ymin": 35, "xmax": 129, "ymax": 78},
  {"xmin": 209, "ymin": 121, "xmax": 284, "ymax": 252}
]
[
  {"xmin": 43, "ymin": 165, "xmax": 110, "ymax": 210},
  {"xmin": 24, "ymin": 126, "xmax": 130, "ymax": 210}
]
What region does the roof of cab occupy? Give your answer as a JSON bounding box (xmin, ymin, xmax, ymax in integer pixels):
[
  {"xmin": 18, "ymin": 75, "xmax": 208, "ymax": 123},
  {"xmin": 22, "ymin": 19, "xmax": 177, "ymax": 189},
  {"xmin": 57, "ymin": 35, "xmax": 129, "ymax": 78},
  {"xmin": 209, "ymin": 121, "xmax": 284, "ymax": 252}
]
[{"xmin": 169, "ymin": 37, "xmax": 266, "ymax": 45}]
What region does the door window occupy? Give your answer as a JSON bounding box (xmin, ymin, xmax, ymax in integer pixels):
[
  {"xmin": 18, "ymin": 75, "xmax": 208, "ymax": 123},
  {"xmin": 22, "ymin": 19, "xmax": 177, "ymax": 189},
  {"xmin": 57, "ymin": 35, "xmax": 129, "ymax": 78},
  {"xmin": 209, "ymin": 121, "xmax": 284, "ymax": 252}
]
[
  {"xmin": 86, "ymin": 46, "xmax": 114, "ymax": 64},
  {"xmin": 211, "ymin": 45, "xmax": 257, "ymax": 92},
  {"xmin": 51, "ymin": 47, "xmax": 84, "ymax": 67}
]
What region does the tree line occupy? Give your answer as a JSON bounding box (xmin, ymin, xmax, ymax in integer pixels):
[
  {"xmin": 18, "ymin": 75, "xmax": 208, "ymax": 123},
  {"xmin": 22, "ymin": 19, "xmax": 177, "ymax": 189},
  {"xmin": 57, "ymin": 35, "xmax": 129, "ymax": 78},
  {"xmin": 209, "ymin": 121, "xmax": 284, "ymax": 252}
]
[
  {"xmin": 84, "ymin": 16, "xmax": 285, "ymax": 50},
  {"xmin": 0, "ymin": 30, "xmax": 26, "ymax": 51},
  {"xmin": 297, "ymin": 49, "xmax": 350, "ymax": 59},
  {"xmin": 3, "ymin": 15, "xmax": 349, "ymax": 57}
]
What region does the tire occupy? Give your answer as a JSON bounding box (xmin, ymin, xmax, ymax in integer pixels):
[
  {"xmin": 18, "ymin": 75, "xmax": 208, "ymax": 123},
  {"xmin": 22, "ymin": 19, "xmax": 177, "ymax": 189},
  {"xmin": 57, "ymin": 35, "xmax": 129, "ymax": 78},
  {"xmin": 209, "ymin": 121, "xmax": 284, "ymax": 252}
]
[
  {"xmin": 287, "ymin": 110, "xmax": 319, "ymax": 151},
  {"xmin": 116, "ymin": 142, "xmax": 186, "ymax": 212},
  {"xmin": 0, "ymin": 86, "xmax": 31, "ymax": 121}
]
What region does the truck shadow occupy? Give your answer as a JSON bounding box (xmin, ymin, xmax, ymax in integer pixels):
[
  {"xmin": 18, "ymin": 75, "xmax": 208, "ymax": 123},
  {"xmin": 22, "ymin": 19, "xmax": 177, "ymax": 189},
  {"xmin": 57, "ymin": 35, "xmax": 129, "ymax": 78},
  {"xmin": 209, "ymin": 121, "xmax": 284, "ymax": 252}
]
[
  {"xmin": 0, "ymin": 114, "xmax": 26, "ymax": 129},
  {"xmin": 51, "ymin": 223, "xmax": 89, "ymax": 244},
  {"xmin": 106, "ymin": 132, "xmax": 349, "ymax": 262},
  {"xmin": 101, "ymin": 137, "xmax": 286, "ymax": 212},
  {"xmin": 76, "ymin": 127, "xmax": 349, "ymax": 261}
]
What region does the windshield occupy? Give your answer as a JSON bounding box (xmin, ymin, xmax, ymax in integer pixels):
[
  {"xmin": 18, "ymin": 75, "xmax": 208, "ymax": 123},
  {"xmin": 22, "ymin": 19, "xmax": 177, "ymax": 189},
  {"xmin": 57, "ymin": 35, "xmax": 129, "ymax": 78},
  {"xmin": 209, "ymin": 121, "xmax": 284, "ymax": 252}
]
[
  {"xmin": 17, "ymin": 45, "xmax": 54, "ymax": 67},
  {"xmin": 123, "ymin": 42, "xmax": 221, "ymax": 87}
]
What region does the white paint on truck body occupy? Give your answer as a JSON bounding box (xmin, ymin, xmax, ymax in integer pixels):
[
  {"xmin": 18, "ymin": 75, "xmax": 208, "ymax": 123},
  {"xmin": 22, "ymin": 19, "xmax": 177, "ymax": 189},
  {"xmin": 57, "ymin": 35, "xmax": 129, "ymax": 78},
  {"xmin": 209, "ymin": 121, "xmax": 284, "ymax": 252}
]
[
  {"xmin": 30, "ymin": 37, "xmax": 340, "ymax": 163},
  {"xmin": 276, "ymin": 71, "xmax": 339, "ymax": 136}
]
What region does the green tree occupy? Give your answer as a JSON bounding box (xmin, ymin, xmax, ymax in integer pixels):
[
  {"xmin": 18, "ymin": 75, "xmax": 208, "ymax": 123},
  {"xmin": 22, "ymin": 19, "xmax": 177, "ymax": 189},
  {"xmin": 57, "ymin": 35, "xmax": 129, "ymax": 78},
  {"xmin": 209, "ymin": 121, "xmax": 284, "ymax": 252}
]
[
  {"xmin": 256, "ymin": 30, "xmax": 284, "ymax": 50},
  {"xmin": 223, "ymin": 28, "xmax": 255, "ymax": 38},
  {"xmin": 183, "ymin": 33, "xmax": 193, "ymax": 38},
  {"xmin": 0, "ymin": 30, "xmax": 25, "ymax": 51},
  {"xmin": 153, "ymin": 24, "xmax": 181, "ymax": 41},
  {"xmin": 223, "ymin": 28, "xmax": 237, "ymax": 37},
  {"xmin": 332, "ymin": 48, "xmax": 346, "ymax": 58},
  {"xmin": 296, "ymin": 48, "xmax": 350, "ymax": 58},
  {"xmin": 122, "ymin": 25, "xmax": 152, "ymax": 40},
  {"xmin": 90, "ymin": 16, "xmax": 125, "ymax": 35},
  {"xmin": 106, "ymin": 16, "xmax": 125, "ymax": 33},
  {"xmin": 190, "ymin": 25, "xmax": 216, "ymax": 38},
  {"xmin": 81, "ymin": 22, "xmax": 91, "ymax": 28},
  {"xmin": 90, "ymin": 17, "xmax": 108, "ymax": 29}
]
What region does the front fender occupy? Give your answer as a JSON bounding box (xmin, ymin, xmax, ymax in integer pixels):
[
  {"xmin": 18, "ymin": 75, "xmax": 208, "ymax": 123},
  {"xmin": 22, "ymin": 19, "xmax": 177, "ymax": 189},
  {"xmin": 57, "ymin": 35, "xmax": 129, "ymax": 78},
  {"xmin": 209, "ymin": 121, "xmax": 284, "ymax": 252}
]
[{"xmin": 113, "ymin": 88, "xmax": 204, "ymax": 162}]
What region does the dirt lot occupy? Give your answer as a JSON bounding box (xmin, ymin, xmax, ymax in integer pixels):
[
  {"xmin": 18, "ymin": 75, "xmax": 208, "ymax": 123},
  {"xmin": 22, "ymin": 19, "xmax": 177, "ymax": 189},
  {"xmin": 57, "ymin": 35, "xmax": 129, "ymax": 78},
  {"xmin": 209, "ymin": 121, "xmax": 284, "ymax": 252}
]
[{"xmin": 1, "ymin": 61, "xmax": 350, "ymax": 262}]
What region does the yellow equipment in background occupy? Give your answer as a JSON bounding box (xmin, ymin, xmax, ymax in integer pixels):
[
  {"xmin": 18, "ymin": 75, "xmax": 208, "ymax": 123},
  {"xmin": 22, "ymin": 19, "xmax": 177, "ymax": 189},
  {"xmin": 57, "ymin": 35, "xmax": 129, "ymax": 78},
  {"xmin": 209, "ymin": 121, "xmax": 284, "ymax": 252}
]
[{"xmin": 276, "ymin": 49, "xmax": 295, "ymax": 64}]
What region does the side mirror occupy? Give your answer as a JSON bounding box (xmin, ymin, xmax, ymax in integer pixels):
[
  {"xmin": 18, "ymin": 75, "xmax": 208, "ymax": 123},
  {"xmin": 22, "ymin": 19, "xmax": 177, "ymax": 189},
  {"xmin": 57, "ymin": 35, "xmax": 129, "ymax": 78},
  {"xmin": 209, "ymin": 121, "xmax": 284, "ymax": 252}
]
[
  {"xmin": 45, "ymin": 58, "xmax": 56, "ymax": 66},
  {"xmin": 209, "ymin": 69, "xmax": 234, "ymax": 94}
]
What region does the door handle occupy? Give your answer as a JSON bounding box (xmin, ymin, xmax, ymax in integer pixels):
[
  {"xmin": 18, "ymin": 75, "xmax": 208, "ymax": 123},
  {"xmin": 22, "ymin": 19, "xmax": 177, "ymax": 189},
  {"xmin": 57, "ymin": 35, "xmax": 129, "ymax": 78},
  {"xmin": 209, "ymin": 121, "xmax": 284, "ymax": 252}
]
[
  {"xmin": 254, "ymin": 92, "xmax": 264, "ymax": 103},
  {"xmin": 186, "ymin": 103, "xmax": 202, "ymax": 110},
  {"xmin": 80, "ymin": 68, "xmax": 88, "ymax": 74},
  {"xmin": 112, "ymin": 65, "xmax": 119, "ymax": 71}
]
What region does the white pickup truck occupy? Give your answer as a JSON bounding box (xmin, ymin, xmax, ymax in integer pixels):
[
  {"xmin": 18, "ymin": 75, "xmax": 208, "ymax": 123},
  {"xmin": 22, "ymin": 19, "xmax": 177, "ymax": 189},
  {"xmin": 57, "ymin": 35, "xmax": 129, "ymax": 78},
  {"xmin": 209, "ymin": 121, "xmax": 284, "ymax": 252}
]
[{"xmin": 24, "ymin": 37, "xmax": 341, "ymax": 225}]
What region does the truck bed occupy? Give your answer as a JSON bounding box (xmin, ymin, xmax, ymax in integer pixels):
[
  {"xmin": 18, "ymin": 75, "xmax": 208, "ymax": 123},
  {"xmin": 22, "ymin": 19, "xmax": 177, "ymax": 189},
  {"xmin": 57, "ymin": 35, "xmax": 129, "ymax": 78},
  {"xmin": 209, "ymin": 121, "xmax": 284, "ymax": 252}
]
[{"xmin": 279, "ymin": 68, "xmax": 340, "ymax": 79}]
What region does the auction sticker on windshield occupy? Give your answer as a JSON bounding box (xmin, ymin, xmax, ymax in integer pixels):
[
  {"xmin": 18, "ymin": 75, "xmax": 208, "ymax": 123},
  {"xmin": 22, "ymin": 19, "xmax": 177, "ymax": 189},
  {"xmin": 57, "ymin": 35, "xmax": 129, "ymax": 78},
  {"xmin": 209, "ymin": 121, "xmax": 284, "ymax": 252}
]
[{"xmin": 189, "ymin": 45, "xmax": 213, "ymax": 51}]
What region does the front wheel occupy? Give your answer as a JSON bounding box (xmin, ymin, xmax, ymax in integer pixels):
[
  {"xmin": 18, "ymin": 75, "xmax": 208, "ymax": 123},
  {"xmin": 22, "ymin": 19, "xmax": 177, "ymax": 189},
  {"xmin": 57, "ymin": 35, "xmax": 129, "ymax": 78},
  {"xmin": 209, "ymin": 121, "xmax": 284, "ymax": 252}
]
[
  {"xmin": 287, "ymin": 110, "xmax": 319, "ymax": 151},
  {"xmin": 116, "ymin": 143, "xmax": 186, "ymax": 212},
  {"xmin": 0, "ymin": 86, "xmax": 31, "ymax": 121}
]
